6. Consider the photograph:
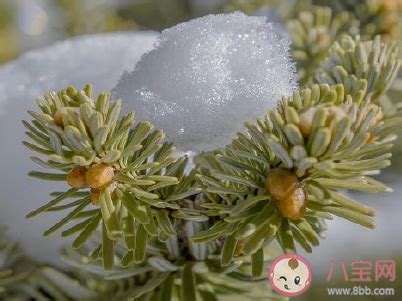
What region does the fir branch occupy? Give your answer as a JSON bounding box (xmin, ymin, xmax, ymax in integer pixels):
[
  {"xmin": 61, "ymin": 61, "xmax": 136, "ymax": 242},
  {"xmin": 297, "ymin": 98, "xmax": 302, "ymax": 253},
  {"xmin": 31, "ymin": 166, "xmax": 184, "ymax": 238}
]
[
  {"xmin": 18, "ymin": 14, "xmax": 402, "ymax": 300},
  {"xmin": 316, "ymin": 34, "xmax": 401, "ymax": 101},
  {"xmin": 23, "ymin": 85, "xmax": 200, "ymax": 269},
  {"xmin": 196, "ymin": 80, "xmax": 401, "ymax": 259},
  {"xmin": 287, "ymin": 5, "xmax": 360, "ymax": 84},
  {"xmin": 314, "ymin": 0, "xmax": 402, "ymax": 41}
]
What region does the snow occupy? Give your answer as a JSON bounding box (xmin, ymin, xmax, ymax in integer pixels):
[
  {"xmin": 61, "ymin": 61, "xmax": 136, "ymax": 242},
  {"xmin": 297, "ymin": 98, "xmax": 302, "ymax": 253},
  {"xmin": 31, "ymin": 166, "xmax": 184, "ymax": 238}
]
[
  {"xmin": 0, "ymin": 31, "xmax": 157, "ymax": 264},
  {"xmin": 114, "ymin": 12, "xmax": 297, "ymax": 155}
]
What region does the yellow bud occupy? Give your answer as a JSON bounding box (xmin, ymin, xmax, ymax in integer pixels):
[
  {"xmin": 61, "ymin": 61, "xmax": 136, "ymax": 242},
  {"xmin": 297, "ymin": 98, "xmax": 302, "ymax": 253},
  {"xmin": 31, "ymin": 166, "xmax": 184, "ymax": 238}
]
[
  {"xmin": 276, "ymin": 187, "xmax": 307, "ymax": 220},
  {"xmin": 90, "ymin": 188, "xmax": 101, "ymax": 205},
  {"xmin": 265, "ymin": 168, "xmax": 299, "ymax": 201},
  {"xmin": 66, "ymin": 166, "xmax": 88, "ymax": 189},
  {"xmin": 90, "ymin": 182, "xmax": 117, "ymax": 205},
  {"xmin": 86, "ymin": 163, "xmax": 114, "ymax": 189},
  {"xmin": 266, "ymin": 168, "xmax": 308, "ymax": 220}
]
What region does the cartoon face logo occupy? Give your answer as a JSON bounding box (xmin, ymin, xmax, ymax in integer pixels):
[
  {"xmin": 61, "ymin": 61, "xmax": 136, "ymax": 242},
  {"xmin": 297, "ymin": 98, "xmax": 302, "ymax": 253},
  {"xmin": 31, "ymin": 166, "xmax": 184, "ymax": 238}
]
[{"xmin": 268, "ymin": 254, "xmax": 312, "ymax": 297}]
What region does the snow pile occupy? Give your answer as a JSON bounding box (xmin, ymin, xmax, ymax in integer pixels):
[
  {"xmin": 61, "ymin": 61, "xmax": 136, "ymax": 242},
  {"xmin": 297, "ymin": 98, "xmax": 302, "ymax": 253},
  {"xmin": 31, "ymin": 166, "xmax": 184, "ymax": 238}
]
[{"xmin": 114, "ymin": 12, "xmax": 297, "ymax": 154}]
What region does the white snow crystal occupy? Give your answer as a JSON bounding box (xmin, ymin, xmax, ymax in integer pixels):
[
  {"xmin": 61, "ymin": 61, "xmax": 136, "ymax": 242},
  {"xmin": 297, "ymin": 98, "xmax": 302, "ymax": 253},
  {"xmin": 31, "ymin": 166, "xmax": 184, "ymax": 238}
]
[
  {"xmin": 114, "ymin": 12, "xmax": 297, "ymax": 155},
  {"xmin": 0, "ymin": 31, "xmax": 157, "ymax": 264}
]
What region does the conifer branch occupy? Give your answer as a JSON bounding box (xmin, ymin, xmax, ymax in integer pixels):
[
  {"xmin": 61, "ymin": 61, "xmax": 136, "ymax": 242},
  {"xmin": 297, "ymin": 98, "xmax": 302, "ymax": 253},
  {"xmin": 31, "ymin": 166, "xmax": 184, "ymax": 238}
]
[{"xmin": 16, "ymin": 7, "xmax": 402, "ymax": 301}]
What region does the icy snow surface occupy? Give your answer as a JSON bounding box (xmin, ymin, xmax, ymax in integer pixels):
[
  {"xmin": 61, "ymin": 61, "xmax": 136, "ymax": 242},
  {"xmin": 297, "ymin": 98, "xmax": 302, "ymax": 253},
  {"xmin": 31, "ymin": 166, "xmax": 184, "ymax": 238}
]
[{"xmin": 114, "ymin": 12, "xmax": 297, "ymax": 155}]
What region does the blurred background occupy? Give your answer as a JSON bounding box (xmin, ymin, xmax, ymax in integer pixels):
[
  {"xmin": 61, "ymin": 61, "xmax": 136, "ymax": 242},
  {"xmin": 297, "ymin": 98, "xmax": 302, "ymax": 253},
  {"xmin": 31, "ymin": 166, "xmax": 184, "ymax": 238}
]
[
  {"xmin": 1, "ymin": 0, "xmax": 402, "ymax": 300},
  {"xmin": 1, "ymin": 0, "xmax": 402, "ymax": 62},
  {"xmin": 0, "ymin": 0, "xmax": 225, "ymax": 63},
  {"xmin": 0, "ymin": 0, "xmax": 309, "ymax": 63}
]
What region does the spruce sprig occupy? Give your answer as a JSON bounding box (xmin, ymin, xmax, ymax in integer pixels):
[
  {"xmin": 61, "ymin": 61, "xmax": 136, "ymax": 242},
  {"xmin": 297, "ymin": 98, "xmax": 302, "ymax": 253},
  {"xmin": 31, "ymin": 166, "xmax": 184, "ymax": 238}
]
[
  {"xmin": 287, "ymin": 5, "xmax": 360, "ymax": 84},
  {"xmin": 316, "ymin": 35, "xmax": 401, "ymax": 101},
  {"xmin": 21, "ymin": 33, "xmax": 402, "ymax": 301},
  {"xmin": 314, "ymin": 0, "xmax": 402, "ymax": 40},
  {"xmin": 23, "ymin": 85, "xmax": 200, "ymax": 269},
  {"xmin": 193, "ymin": 34, "xmax": 402, "ymax": 265},
  {"xmin": 195, "ymin": 81, "xmax": 397, "ymax": 258},
  {"xmin": 0, "ymin": 226, "xmax": 32, "ymax": 298},
  {"xmin": 1, "ymin": 225, "xmax": 170, "ymax": 301},
  {"xmin": 61, "ymin": 241, "xmax": 286, "ymax": 301}
]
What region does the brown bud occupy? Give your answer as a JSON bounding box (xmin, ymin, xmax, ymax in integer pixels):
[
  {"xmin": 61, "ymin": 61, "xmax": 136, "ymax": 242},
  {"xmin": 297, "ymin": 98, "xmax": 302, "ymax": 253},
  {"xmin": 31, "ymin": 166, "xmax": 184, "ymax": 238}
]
[
  {"xmin": 54, "ymin": 110, "xmax": 64, "ymax": 128},
  {"xmin": 379, "ymin": 0, "xmax": 400, "ymax": 10},
  {"xmin": 276, "ymin": 187, "xmax": 307, "ymax": 220},
  {"xmin": 90, "ymin": 182, "xmax": 116, "ymax": 205},
  {"xmin": 90, "ymin": 188, "xmax": 101, "ymax": 205},
  {"xmin": 265, "ymin": 168, "xmax": 299, "ymax": 201},
  {"xmin": 266, "ymin": 168, "xmax": 307, "ymax": 220},
  {"xmin": 86, "ymin": 163, "xmax": 114, "ymax": 189},
  {"xmin": 66, "ymin": 166, "xmax": 88, "ymax": 189},
  {"xmin": 379, "ymin": 0, "xmax": 397, "ymax": 11}
]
